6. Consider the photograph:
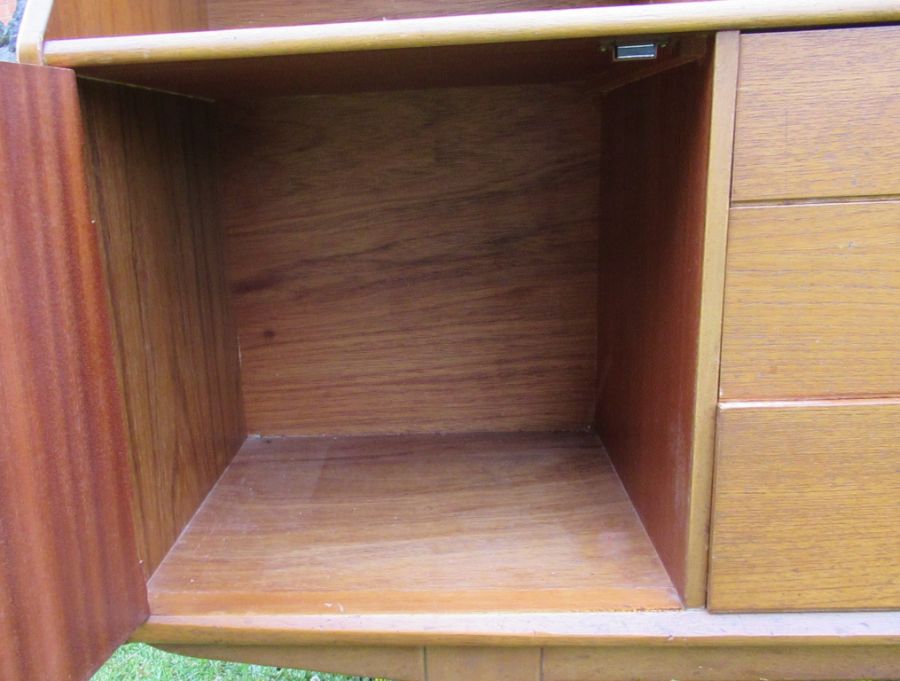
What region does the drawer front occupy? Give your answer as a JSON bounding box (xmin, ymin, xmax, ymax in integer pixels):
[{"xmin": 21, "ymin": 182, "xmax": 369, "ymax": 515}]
[
  {"xmin": 732, "ymin": 26, "xmax": 900, "ymax": 202},
  {"xmin": 720, "ymin": 201, "xmax": 900, "ymax": 400},
  {"xmin": 708, "ymin": 401, "xmax": 900, "ymax": 612}
]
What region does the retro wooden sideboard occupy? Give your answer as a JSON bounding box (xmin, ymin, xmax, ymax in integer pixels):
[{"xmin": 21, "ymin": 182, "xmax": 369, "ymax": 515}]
[{"xmin": 1, "ymin": 1, "xmax": 899, "ymax": 679}]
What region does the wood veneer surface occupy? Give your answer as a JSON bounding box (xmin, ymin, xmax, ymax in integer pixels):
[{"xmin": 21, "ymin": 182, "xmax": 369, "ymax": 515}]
[
  {"xmin": 135, "ymin": 610, "xmax": 900, "ymax": 647},
  {"xmin": 148, "ymin": 432, "xmax": 681, "ymax": 615},
  {"xmin": 206, "ymin": 0, "xmax": 632, "ymax": 29},
  {"xmin": 720, "ymin": 202, "xmax": 900, "ymax": 400},
  {"xmin": 46, "ymin": 0, "xmax": 206, "ymax": 39},
  {"xmin": 0, "ymin": 62, "xmax": 147, "ymax": 681},
  {"xmin": 709, "ymin": 401, "xmax": 900, "ymax": 612},
  {"xmin": 594, "ymin": 57, "xmax": 713, "ymax": 598},
  {"xmin": 72, "ymin": 38, "xmax": 693, "ymax": 99},
  {"xmin": 732, "ymin": 26, "xmax": 900, "ymax": 202},
  {"xmin": 221, "ymin": 83, "xmax": 600, "ymax": 435},
  {"xmin": 79, "ymin": 81, "xmax": 246, "ymax": 576},
  {"xmin": 543, "ymin": 645, "xmax": 900, "ymax": 681},
  {"xmin": 159, "ymin": 642, "xmax": 900, "ymax": 681},
  {"xmin": 428, "ymin": 647, "xmax": 541, "ymax": 681}
]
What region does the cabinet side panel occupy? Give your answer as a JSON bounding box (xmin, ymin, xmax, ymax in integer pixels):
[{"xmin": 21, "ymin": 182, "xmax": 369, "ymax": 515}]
[
  {"xmin": 594, "ymin": 53, "xmax": 714, "ymax": 598},
  {"xmin": 0, "ymin": 63, "xmax": 148, "ymax": 681},
  {"xmin": 46, "ymin": 0, "xmax": 206, "ymax": 40},
  {"xmin": 78, "ymin": 80, "xmax": 245, "ymax": 576}
]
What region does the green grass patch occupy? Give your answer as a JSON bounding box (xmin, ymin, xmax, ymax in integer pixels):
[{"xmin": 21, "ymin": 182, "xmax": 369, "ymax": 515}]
[{"xmin": 91, "ymin": 643, "xmax": 385, "ymax": 681}]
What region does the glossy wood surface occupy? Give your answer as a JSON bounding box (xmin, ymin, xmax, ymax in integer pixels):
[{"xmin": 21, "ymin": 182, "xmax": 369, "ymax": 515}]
[
  {"xmin": 45, "ymin": 0, "xmax": 206, "ymax": 40},
  {"xmin": 148, "ymin": 432, "xmax": 680, "ymax": 615},
  {"xmin": 222, "ymin": 83, "xmax": 599, "ymax": 435},
  {"xmin": 207, "ymin": 0, "xmax": 627, "ymax": 28},
  {"xmin": 544, "ymin": 644, "xmax": 900, "ymax": 681},
  {"xmin": 161, "ymin": 645, "xmax": 426, "ymax": 681},
  {"xmin": 79, "ymin": 81, "xmax": 246, "ymax": 576},
  {"xmin": 709, "ymin": 400, "xmax": 900, "ymax": 612},
  {"xmin": 732, "ymin": 26, "xmax": 900, "ymax": 202},
  {"xmin": 41, "ymin": 1, "xmax": 900, "ymax": 69},
  {"xmin": 720, "ymin": 202, "xmax": 900, "ymax": 400},
  {"xmin": 136, "ymin": 610, "xmax": 900, "ymax": 647},
  {"xmin": 70, "ymin": 36, "xmax": 698, "ymax": 99},
  {"xmin": 0, "ymin": 62, "xmax": 147, "ymax": 681},
  {"xmin": 594, "ymin": 55, "xmax": 712, "ymax": 600}
]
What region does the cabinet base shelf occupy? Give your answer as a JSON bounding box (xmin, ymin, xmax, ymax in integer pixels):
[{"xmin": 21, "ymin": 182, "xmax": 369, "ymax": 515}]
[{"xmin": 147, "ymin": 431, "xmax": 680, "ymax": 616}]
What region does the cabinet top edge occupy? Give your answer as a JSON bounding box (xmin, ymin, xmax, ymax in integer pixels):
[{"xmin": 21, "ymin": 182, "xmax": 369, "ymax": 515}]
[{"xmin": 34, "ymin": 0, "xmax": 900, "ymax": 69}]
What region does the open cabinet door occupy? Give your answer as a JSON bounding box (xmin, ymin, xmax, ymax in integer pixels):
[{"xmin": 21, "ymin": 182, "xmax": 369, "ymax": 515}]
[{"xmin": 0, "ymin": 62, "xmax": 148, "ymax": 681}]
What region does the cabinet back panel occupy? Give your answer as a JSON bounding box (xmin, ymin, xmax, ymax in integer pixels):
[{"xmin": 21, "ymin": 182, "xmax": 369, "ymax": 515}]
[
  {"xmin": 220, "ymin": 83, "xmax": 601, "ymax": 435},
  {"xmin": 206, "ymin": 0, "xmax": 634, "ymax": 29},
  {"xmin": 79, "ymin": 81, "xmax": 246, "ymax": 576}
]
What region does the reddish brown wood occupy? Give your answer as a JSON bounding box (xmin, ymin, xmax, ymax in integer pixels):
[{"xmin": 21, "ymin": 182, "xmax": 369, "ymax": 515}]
[
  {"xmin": 46, "ymin": 0, "xmax": 206, "ymax": 40},
  {"xmin": 206, "ymin": 0, "xmax": 632, "ymax": 29},
  {"xmin": 0, "ymin": 62, "xmax": 147, "ymax": 681},
  {"xmin": 78, "ymin": 80, "xmax": 246, "ymax": 577},
  {"xmin": 594, "ymin": 56, "xmax": 713, "ymax": 598},
  {"xmin": 148, "ymin": 432, "xmax": 679, "ymax": 615},
  {"xmin": 75, "ymin": 38, "xmax": 635, "ymax": 99},
  {"xmin": 221, "ymin": 82, "xmax": 601, "ymax": 435}
]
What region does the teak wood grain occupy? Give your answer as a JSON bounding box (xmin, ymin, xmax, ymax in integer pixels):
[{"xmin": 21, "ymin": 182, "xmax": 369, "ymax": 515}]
[
  {"xmin": 709, "ymin": 400, "xmax": 900, "ymax": 612},
  {"xmin": 682, "ymin": 29, "xmax": 739, "ymax": 607},
  {"xmin": 220, "ymin": 83, "xmax": 600, "ymax": 435},
  {"xmin": 45, "ymin": 0, "xmax": 206, "ymax": 40},
  {"xmin": 71, "ymin": 37, "xmax": 697, "ymax": 100},
  {"xmin": 732, "ymin": 26, "xmax": 900, "ymax": 202},
  {"xmin": 148, "ymin": 432, "xmax": 680, "ymax": 615},
  {"xmin": 207, "ymin": 0, "xmax": 630, "ymax": 28},
  {"xmin": 427, "ymin": 647, "xmax": 541, "ymax": 681},
  {"xmin": 79, "ymin": 81, "xmax": 246, "ymax": 576},
  {"xmin": 543, "ymin": 644, "xmax": 900, "ymax": 681},
  {"xmin": 160, "ymin": 641, "xmax": 900, "ymax": 681},
  {"xmin": 720, "ymin": 202, "xmax": 900, "ymax": 400},
  {"xmin": 37, "ymin": 1, "xmax": 900, "ymax": 70},
  {"xmin": 594, "ymin": 56, "xmax": 713, "ymax": 599},
  {"xmin": 0, "ymin": 62, "xmax": 147, "ymax": 681}
]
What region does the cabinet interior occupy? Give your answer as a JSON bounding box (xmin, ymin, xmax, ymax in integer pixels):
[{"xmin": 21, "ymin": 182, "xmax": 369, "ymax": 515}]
[{"xmin": 78, "ymin": 34, "xmax": 715, "ymax": 615}]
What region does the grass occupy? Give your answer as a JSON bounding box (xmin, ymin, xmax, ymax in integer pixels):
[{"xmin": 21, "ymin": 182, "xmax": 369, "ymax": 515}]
[{"xmin": 91, "ymin": 643, "xmax": 389, "ymax": 681}]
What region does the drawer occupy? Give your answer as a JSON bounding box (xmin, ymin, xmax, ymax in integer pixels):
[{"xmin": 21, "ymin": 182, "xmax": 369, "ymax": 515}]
[
  {"xmin": 709, "ymin": 400, "xmax": 900, "ymax": 612},
  {"xmin": 732, "ymin": 26, "xmax": 900, "ymax": 202},
  {"xmin": 720, "ymin": 201, "xmax": 900, "ymax": 400}
]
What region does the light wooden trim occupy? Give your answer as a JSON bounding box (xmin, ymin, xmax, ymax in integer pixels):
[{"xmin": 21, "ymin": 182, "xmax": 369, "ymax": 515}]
[
  {"xmin": 15, "ymin": 0, "xmax": 54, "ymax": 64},
  {"xmin": 42, "ymin": 0, "xmax": 900, "ymax": 68},
  {"xmin": 133, "ymin": 610, "xmax": 900, "ymax": 647},
  {"xmin": 543, "ymin": 644, "xmax": 900, "ymax": 681},
  {"xmin": 682, "ymin": 29, "xmax": 739, "ymax": 608},
  {"xmin": 428, "ymin": 647, "xmax": 541, "ymax": 681},
  {"xmin": 152, "ymin": 642, "xmax": 900, "ymax": 681}
]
